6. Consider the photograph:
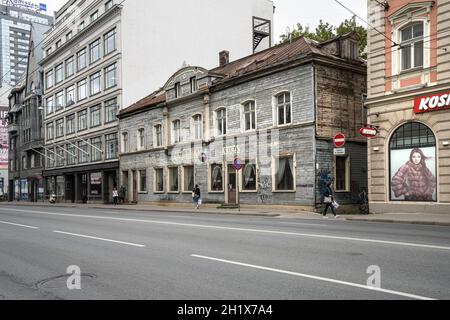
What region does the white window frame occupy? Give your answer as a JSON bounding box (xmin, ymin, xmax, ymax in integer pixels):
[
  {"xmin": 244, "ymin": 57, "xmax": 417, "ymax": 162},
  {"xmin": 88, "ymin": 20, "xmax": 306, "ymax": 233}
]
[
  {"xmin": 238, "ymin": 159, "xmax": 258, "ymax": 193},
  {"xmin": 182, "ymin": 165, "xmax": 195, "ymax": 193},
  {"xmin": 121, "ymin": 131, "xmax": 129, "ymax": 153},
  {"xmin": 138, "ymin": 169, "xmax": 147, "ymax": 193},
  {"xmin": 215, "ymin": 108, "xmax": 227, "ymax": 137},
  {"xmin": 168, "ymin": 166, "xmax": 180, "ymax": 193},
  {"xmin": 208, "ymin": 162, "xmax": 225, "ymax": 193},
  {"xmin": 272, "ymin": 154, "xmax": 296, "ymax": 193},
  {"xmin": 154, "ymin": 124, "xmax": 163, "ymax": 147},
  {"xmin": 273, "ymin": 91, "xmax": 293, "ymax": 127},
  {"xmin": 137, "ymin": 128, "xmax": 145, "ymax": 151},
  {"xmin": 241, "ymin": 100, "xmax": 257, "ymax": 132},
  {"xmin": 153, "ymin": 168, "xmax": 165, "ymax": 194},
  {"xmin": 334, "ymin": 155, "xmax": 351, "ymax": 192},
  {"xmin": 192, "ymin": 114, "xmax": 203, "ymax": 141},
  {"xmin": 171, "ymin": 119, "xmax": 181, "ymax": 144}
]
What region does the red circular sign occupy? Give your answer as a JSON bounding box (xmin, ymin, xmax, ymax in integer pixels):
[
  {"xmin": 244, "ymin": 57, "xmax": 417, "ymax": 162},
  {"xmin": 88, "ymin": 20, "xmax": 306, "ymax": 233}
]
[
  {"xmin": 334, "ymin": 133, "xmax": 346, "ymax": 148},
  {"xmin": 233, "ymin": 158, "xmax": 244, "ymax": 171}
]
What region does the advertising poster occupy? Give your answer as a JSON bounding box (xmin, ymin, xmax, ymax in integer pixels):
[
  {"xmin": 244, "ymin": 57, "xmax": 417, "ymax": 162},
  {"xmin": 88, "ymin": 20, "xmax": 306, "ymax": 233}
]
[
  {"xmin": 0, "ymin": 107, "xmax": 8, "ymax": 170},
  {"xmin": 390, "ymin": 147, "xmax": 437, "ymax": 202}
]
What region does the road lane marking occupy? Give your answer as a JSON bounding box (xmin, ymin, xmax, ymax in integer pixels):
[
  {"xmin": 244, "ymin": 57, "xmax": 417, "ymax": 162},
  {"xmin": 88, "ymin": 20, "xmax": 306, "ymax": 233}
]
[
  {"xmin": 2, "ymin": 207, "xmax": 450, "ymax": 251},
  {"xmin": 53, "ymin": 231, "xmax": 145, "ymax": 248},
  {"xmin": 191, "ymin": 254, "xmax": 436, "ymax": 301},
  {"xmin": 279, "ymin": 222, "xmax": 328, "ymax": 227},
  {"xmin": 0, "ymin": 220, "xmax": 39, "ymax": 229}
]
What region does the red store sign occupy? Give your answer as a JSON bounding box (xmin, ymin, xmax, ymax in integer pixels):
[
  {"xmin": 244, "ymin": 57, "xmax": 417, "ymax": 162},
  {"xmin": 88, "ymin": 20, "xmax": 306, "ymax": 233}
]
[{"xmin": 414, "ymin": 91, "xmax": 450, "ymax": 114}]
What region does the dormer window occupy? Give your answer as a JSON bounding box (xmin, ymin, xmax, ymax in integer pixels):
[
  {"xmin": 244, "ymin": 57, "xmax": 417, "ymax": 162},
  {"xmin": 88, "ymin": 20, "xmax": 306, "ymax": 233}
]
[
  {"xmin": 190, "ymin": 77, "xmax": 197, "ymax": 93},
  {"xmin": 400, "ymin": 22, "xmax": 424, "ymax": 71},
  {"xmin": 175, "ymin": 82, "xmax": 181, "ymax": 98}
]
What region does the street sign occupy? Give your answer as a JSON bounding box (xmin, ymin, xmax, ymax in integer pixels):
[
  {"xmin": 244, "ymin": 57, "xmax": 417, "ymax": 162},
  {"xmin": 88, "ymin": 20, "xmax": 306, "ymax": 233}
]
[
  {"xmin": 233, "ymin": 158, "xmax": 244, "ymax": 171},
  {"xmin": 334, "ymin": 148, "xmax": 346, "ymax": 156},
  {"xmin": 334, "ymin": 133, "xmax": 346, "ymax": 148},
  {"xmin": 359, "ymin": 127, "xmax": 378, "ymax": 138}
]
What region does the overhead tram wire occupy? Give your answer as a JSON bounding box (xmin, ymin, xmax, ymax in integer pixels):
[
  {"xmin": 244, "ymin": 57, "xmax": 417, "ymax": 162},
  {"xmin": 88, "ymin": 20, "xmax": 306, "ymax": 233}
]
[{"xmin": 0, "ymin": 0, "xmax": 127, "ymax": 100}]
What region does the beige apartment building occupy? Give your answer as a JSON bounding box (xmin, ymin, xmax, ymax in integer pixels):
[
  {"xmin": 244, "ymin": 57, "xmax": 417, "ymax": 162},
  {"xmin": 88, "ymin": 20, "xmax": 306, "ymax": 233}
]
[{"xmin": 367, "ymin": 0, "xmax": 450, "ymax": 213}]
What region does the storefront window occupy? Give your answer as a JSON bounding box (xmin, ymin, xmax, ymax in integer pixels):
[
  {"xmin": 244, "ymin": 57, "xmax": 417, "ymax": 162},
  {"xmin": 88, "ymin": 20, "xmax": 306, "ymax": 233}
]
[
  {"xmin": 183, "ymin": 166, "xmax": 194, "ymax": 192},
  {"xmin": 274, "ymin": 156, "xmax": 294, "ymax": 191},
  {"xmin": 169, "ymin": 167, "xmax": 179, "ymax": 192},
  {"xmin": 90, "ymin": 172, "xmax": 102, "ymax": 196},
  {"xmin": 390, "ymin": 122, "xmax": 436, "ymax": 202},
  {"xmin": 242, "ymin": 162, "xmax": 257, "ymax": 191},
  {"xmin": 20, "ymin": 179, "xmax": 28, "ymax": 200},
  {"xmin": 154, "ymin": 168, "xmax": 164, "ymax": 192},
  {"xmin": 56, "ymin": 176, "xmax": 65, "ymax": 199},
  {"xmin": 211, "ymin": 164, "xmax": 223, "ymax": 191}
]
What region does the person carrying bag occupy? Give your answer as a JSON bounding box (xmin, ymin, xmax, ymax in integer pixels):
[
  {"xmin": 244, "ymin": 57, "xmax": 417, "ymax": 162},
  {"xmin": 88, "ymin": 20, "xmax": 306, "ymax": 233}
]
[
  {"xmin": 192, "ymin": 184, "xmax": 201, "ymax": 209},
  {"xmin": 323, "ymin": 181, "xmax": 339, "ymax": 219}
]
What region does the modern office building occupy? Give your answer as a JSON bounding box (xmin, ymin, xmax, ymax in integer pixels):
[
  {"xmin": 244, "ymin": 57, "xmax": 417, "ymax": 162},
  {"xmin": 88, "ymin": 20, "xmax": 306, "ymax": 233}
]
[
  {"xmin": 0, "ymin": 3, "xmax": 52, "ymax": 86},
  {"xmin": 366, "ymin": 0, "xmax": 450, "ymax": 213}
]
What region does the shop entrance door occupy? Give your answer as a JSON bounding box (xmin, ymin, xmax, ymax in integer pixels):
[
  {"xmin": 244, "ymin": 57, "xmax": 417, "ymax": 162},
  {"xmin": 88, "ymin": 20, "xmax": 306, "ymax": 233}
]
[
  {"xmin": 65, "ymin": 175, "xmax": 75, "ymax": 203},
  {"xmin": 227, "ymin": 164, "xmax": 237, "ymax": 204}
]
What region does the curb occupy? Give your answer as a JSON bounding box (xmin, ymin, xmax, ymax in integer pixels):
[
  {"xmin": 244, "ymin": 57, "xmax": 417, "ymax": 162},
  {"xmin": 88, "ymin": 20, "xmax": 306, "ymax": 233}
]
[
  {"xmin": 0, "ymin": 203, "xmax": 280, "ymax": 217},
  {"xmin": 345, "ymin": 217, "xmax": 450, "ymax": 227}
]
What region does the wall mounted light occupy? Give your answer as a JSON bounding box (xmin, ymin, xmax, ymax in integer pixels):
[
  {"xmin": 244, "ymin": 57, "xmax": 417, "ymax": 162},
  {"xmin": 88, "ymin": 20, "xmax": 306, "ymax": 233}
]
[
  {"xmin": 443, "ymin": 141, "xmax": 449, "ymax": 147},
  {"xmin": 373, "ymin": 147, "xmax": 380, "ymax": 152}
]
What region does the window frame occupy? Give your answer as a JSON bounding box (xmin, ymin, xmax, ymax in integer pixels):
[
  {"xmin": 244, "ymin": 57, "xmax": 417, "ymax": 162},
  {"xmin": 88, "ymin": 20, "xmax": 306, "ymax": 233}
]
[
  {"xmin": 90, "ymin": 71, "xmax": 102, "ymax": 96},
  {"xmin": 138, "ymin": 169, "xmax": 147, "ymax": 193},
  {"xmin": 239, "ymin": 160, "xmax": 258, "ymax": 193},
  {"xmin": 154, "ymin": 124, "xmax": 163, "ymax": 147},
  {"xmin": 171, "ymin": 119, "xmax": 181, "ymax": 144},
  {"xmin": 274, "ymin": 91, "xmax": 292, "ymax": 127},
  {"xmin": 192, "ymin": 114, "xmax": 203, "ymax": 141},
  {"xmin": 209, "ymin": 163, "xmax": 224, "ymax": 193},
  {"xmin": 215, "ymin": 108, "xmax": 227, "ymax": 137},
  {"xmin": 334, "ymin": 155, "xmax": 351, "ymax": 193},
  {"xmin": 168, "ymin": 166, "xmax": 180, "ymax": 193},
  {"xmin": 272, "ymin": 154, "xmax": 296, "ymax": 192},
  {"xmin": 137, "ymin": 128, "xmax": 145, "ymax": 151},
  {"xmin": 182, "ymin": 165, "xmax": 195, "ymax": 193},
  {"xmin": 154, "ymin": 168, "xmax": 165, "ymax": 194},
  {"xmin": 242, "ymin": 100, "xmax": 257, "ymax": 132}
]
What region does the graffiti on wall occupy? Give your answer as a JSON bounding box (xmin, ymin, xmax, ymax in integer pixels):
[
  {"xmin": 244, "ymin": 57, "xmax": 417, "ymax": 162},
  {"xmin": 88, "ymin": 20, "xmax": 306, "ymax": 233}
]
[{"xmin": 258, "ymin": 176, "xmax": 272, "ymax": 203}]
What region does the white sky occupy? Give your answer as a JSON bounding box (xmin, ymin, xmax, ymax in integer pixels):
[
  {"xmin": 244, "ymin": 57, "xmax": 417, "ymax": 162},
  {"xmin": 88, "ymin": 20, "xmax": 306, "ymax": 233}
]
[{"xmin": 44, "ymin": 0, "xmax": 368, "ymax": 41}]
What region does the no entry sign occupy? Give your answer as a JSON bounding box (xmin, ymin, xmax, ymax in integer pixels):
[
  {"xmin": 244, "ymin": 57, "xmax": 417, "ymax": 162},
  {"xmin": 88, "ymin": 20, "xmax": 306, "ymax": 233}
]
[{"xmin": 334, "ymin": 133, "xmax": 346, "ymax": 148}]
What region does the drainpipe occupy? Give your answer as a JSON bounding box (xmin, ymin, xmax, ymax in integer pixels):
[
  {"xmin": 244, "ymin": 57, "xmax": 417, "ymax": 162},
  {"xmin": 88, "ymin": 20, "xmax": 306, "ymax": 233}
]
[
  {"xmin": 203, "ymin": 93, "xmax": 210, "ymax": 142},
  {"xmin": 313, "ymin": 62, "xmax": 318, "ymax": 211}
]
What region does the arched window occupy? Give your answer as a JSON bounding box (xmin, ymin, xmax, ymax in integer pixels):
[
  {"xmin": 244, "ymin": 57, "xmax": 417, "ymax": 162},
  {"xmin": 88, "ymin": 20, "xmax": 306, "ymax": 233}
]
[{"xmin": 389, "ymin": 122, "xmax": 436, "ymax": 202}]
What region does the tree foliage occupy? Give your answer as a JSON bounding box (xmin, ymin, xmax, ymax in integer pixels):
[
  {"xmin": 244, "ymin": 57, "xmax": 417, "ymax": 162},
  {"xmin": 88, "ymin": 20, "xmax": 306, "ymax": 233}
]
[{"xmin": 280, "ymin": 16, "xmax": 367, "ymax": 59}]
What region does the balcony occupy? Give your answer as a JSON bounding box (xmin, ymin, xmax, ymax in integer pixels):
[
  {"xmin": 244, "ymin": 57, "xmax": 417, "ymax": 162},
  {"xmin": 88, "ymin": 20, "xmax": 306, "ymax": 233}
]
[{"xmin": 8, "ymin": 124, "xmax": 19, "ymax": 134}]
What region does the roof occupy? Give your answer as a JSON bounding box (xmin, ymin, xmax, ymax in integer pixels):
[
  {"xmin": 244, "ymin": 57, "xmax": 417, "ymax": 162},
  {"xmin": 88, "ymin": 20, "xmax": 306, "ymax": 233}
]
[{"xmin": 119, "ymin": 89, "xmax": 166, "ymax": 117}]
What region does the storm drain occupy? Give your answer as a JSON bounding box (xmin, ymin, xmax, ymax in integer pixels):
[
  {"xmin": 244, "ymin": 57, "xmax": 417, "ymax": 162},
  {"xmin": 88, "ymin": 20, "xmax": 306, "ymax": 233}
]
[{"xmin": 35, "ymin": 274, "xmax": 97, "ymax": 289}]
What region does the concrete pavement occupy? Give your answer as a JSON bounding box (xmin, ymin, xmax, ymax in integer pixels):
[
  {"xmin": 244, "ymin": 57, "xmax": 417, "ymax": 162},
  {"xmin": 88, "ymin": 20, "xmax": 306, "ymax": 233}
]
[{"xmin": 2, "ymin": 201, "xmax": 450, "ymax": 226}]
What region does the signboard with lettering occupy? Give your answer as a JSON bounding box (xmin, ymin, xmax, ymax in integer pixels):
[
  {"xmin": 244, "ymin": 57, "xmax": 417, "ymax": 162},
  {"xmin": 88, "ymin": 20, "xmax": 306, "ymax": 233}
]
[
  {"xmin": 414, "ymin": 91, "xmax": 450, "ymax": 114},
  {"xmin": 1, "ymin": 0, "xmax": 47, "ymax": 13},
  {"xmin": 359, "ymin": 127, "xmax": 378, "ymax": 138}
]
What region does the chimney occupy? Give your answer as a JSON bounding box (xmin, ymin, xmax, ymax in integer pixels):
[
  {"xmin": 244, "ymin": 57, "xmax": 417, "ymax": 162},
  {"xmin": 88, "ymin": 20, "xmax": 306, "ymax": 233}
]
[{"xmin": 219, "ymin": 50, "xmax": 229, "ymax": 67}]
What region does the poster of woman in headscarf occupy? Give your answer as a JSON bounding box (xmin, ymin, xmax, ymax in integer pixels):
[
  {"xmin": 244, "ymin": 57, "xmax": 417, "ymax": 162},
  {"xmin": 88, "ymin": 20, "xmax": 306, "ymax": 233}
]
[{"xmin": 390, "ymin": 147, "xmax": 436, "ymax": 201}]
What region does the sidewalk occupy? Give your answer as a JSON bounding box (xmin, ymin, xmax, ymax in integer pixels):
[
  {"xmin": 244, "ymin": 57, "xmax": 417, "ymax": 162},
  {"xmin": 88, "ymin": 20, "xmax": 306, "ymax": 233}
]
[{"xmin": 1, "ymin": 201, "xmax": 450, "ymax": 226}]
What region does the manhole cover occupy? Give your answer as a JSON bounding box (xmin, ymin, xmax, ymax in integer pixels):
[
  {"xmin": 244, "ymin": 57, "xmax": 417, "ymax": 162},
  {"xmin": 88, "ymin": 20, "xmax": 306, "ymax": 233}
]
[
  {"xmin": 35, "ymin": 274, "xmax": 97, "ymax": 289},
  {"xmin": 346, "ymin": 252, "xmax": 363, "ymax": 256}
]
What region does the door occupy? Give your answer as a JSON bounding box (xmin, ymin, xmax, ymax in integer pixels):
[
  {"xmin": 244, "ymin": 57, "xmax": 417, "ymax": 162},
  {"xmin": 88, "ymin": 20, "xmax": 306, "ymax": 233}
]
[
  {"xmin": 227, "ymin": 164, "xmax": 237, "ymax": 204},
  {"xmin": 65, "ymin": 175, "xmax": 75, "ymax": 203},
  {"xmin": 132, "ymin": 170, "xmax": 138, "ymax": 203},
  {"xmin": 80, "ymin": 174, "xmax": 87, "ymax": 203}
]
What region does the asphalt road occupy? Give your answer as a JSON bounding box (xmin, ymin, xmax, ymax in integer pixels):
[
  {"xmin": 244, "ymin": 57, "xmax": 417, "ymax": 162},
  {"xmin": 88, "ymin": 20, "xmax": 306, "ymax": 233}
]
[{"xmin": 0, "ymin": 205, "xmax": 449, "ymax": 300}]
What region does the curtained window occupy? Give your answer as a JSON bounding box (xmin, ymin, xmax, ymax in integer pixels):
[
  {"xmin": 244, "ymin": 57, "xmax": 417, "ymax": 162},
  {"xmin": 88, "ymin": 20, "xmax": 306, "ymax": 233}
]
[{"xmin": 274, "ymin": 156, "xmax": 294, "ymax": 191}]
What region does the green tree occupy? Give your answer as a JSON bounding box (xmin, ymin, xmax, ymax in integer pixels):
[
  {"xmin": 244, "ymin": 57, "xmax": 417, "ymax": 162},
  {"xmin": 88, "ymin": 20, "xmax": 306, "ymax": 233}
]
[{"xmin": 280, "ymin": 16, "xmax": 367, "ymax": 59}]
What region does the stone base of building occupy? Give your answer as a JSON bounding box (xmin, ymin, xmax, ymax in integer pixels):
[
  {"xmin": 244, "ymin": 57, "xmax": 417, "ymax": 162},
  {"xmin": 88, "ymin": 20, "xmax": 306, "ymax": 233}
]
[{"xmin": 370, "ymin": 202, "xmax": 450, "ymax": 214}]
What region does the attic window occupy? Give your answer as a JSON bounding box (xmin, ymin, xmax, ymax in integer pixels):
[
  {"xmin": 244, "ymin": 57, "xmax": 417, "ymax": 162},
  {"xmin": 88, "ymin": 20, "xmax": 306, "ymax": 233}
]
[
  {"xmin": 175, "ymin": 82, "xmax": 181, "ymax": 98},
  {"xmin": 190, "ymin": 77, "xmax": 197, "ymax": 93},
  {"xmin": 350, "ymin": 41, "xmax": 358, "ymax": 59}
]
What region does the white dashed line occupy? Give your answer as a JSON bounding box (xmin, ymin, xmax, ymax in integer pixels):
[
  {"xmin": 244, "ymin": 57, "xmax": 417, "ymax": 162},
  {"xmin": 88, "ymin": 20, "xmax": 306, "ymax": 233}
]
[{"xmin": 53, "ymin": 230, "xmax": 145, "ymax": 248}]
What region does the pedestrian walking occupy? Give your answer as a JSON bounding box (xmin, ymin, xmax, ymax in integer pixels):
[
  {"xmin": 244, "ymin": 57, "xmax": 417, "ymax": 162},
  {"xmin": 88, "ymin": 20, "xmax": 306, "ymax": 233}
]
[
  {"xmin": 112, "ymin": 187, "xmax": 119, "ymax": 205},
  {"xmin": 192, "ymin": 184, "xmax": 201, "ymax": 209},
  {"xmin": 323, "ymin": 181, "xmax": 339, "ymax": 219}
]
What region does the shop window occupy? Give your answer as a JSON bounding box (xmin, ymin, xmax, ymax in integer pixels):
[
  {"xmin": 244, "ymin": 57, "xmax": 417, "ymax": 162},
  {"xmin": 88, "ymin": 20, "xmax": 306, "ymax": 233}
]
[
  {"xmin": 335, "ymin": 156, "xmax": 350, "ymax": 192},
  {"xmin": 169, "ymin": 167, "xmax": 179, "ymax": 192},
  {"xmin": 274, "ymin": 156, "xmax": 295, "ymax": 191},
  {"xmin": 210, "ymin": 164, "xmax": 223, "ymax": 191},
  {"xmin": 154, "ymin": 168, "xmax": 164, "ymax": 192},
  {"xmin": 90, "ymin": 172, "xmax": 102, "ymax": 196},
  {"xmin": 390, "ymin": 122, "xmax": 436, "ymax": 202},
  {"xmin": 139, "ymin": 169, "xmax": 147, "ymax": 192},
  {"xmin": 183, "ymin": 166, "xmax": 194, "ymax": 192},
  {"xmin": 56, "ymin": 176, "xmax": 65, "ymax": 199},
  {"xmin": 241, "ymin": 162, "xmax": 257, "ymax": 191}
]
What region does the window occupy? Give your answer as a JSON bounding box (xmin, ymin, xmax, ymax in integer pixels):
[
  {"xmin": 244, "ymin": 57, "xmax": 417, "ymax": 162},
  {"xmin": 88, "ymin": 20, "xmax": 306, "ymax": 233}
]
[
  {"xmin": 121, "ymin": 132, "xmax": 128, "ymax": 153},
  {"xmin": 56, "ymin": 118, "xmax": 64, "ymax": 137},
  {"xmin": 46, "ymin": 96, "xmax": 54, "ymax": 114},
  {"xmin": 154, "ymin": 168, "xmax": 164, "ymax": 192},
  {"xmin": 139, "ymin": 169, "xmax": 147, "ymax": 192},
  {"xmin": 90, "ymin": 172, "xmax": 102, "ymax": 196},
  {"xmin": 55, "ymin": 91, "xmax": 64, "ymax": 110},
  {"xmin": 30, "ymin": 154, "xmax": 35, "ymax": 168},
  {"xmin": 210, "ymin": 164, "xmax": 223, "ymax": 191},
  {"xmin": 77, "ymin": 48, "xmax": 86, "ymax": 71},
  {"xmin": 105, "ymin": 133, "xmax": 118, "ymax": 159},
  {"xmin": 66, "ymin": 114, "xmax": 75, "ymax": 135},
  {"xmin": 190, "ymin": 77, "xmax": 197, "ymax": 93},
  {"xmin": 216, "ymin": 108, "xmax": 227, "ymax": 136},
  {"xmin": 243, "ymin": 101, "xmax": 256, "ymax": 131},
  {"xmin": 47, "ymin": 123, "xmax": 54, "ymax": 140},
  {"xmin": 137, "ymin": 128, "xmax": 145, "ymax": 150},
  {"xmin": 274, "ymin": 156, "xmax": 294, "ymax": 191},
  {"xmin": 183, "ymin": 166, "xmax": 194, "ymax": 192},
  {"xmin": 46, "ymin": 47, "xmax": 52, "ymax": 56},
  {"xmin": 169, "ymin": 167, "xmax": 179, "ymax": 192},
  {"xmin": 56, "ymin": 40, "xmax": 62, "ymax": 49},
  {"xmin": 66, "ymin": 31, "xmax": 73, "ymax": 41},
  {"xmin": 78, "ymin": 141, "xmax": 88, "ymax": 163},
  {"xmin": 78, "ymin": 21, "xmax": 85, "ymax": 31},
  {"xmin": 105, "ymin": 0, "xmax": 113, "ymax": 10},
  {"xmin": 55, "ymin": 64, "xmax": 63, "ymax": 83},
  {"xmin": 172, "ymin": 120, "xmax": 181, "ymax": 144},
  {"xmin": 46, "ymin": 70, "xmax": 53, "ymax": 88},
  {"xmin": 56, "ymin": 147, "xmax": 64, "ymax": 167},
  {"xmin": 335, "ymin": 156, "xmax": 350, "ymax": 192},
  {"xmin": 91, "ymin": 11, "xmax": 98, "ymax": 22},
  {"xmin": 65, "ymin": 56, "xmax": 74, "ymax": 78},
  {"xmin": 105, "ymin": 98, "xmax": 117, "ymax": 123},
  {"xmin": 241, "ymin": 161, "xmax": 257, "ymax": 191},
  {"xmin": 67, "ymin": 144, "xmax": 76, "ymax": 165},
  {"xmin": 192, "ymin": 114, "xmax": 202, "ymax": 140},
  {"xmin": 91, "ymin": 137, "xmax": 102, "ymax": 162},
  {"xmin": 66, "ymin": 85, "xmax": 75, "ymax": 106},
  {"xmin": 90, "ymin": 105, "xmax": 101, "ymax": 127},
  {"xmin": 90, "ymin": 39, "xmax": 101, "ymax": 64},
  {"xmin": 90, "ymin": 71, "xmax": 101, "ymax": 95},
  {"xmin": 104, "ymin": 28, "xmax": 116, "ymax": 55},
  {"xmin": 175, "ymin": 82, "xmax": 181, "ymax": 98},
  {"xmin": 77, "ymin": 79, "xmax": 87, "ymax": 100},
  {"xmin": 105, "ymin": 63, "xmax": 116, "ymax": 89},
  {"xmin": 389, "ymin": 122, "xmax": 437, "ymax": 202},
  {"xmin": 47, "ymin": 148, "xmax": 55, "ymax": 168},
  {"xmin": 154, "ymin": 124, "xmax": 163, "ymax": 147},
  {"xmin": 22, "ymin": 156, "xmax": 27, "ymax": 170},
  {"xmin": 78, "ymin": 110, "xmax": 87, "ymax": 131},
  {"xmin": 400, "ymin": 22, "xmax": 424, "ymax": 71},
  {"xmin": 276, "ymin": 92, "xmax": 292, "ymax": 126}
]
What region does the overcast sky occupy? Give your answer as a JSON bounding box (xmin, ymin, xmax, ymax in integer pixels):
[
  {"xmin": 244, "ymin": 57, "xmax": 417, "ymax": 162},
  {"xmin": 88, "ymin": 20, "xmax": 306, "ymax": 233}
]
[{"xmin": 45, "ymin": 0, "xmax": 367, "ymax": 41}]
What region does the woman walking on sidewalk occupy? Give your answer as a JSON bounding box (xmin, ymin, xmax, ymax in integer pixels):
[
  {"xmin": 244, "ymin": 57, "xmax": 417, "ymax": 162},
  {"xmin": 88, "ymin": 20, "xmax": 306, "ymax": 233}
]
[
  {"xmin": 323, "ymin": 181, "xmax": 339, "ymax": 219},
  {"xmin": 112, "ymin": 187, "xmax": 119, "ymax": 205},
  {"xmin": 192, "ymin": 184, "xmax": 201, "ymax": 209}
]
